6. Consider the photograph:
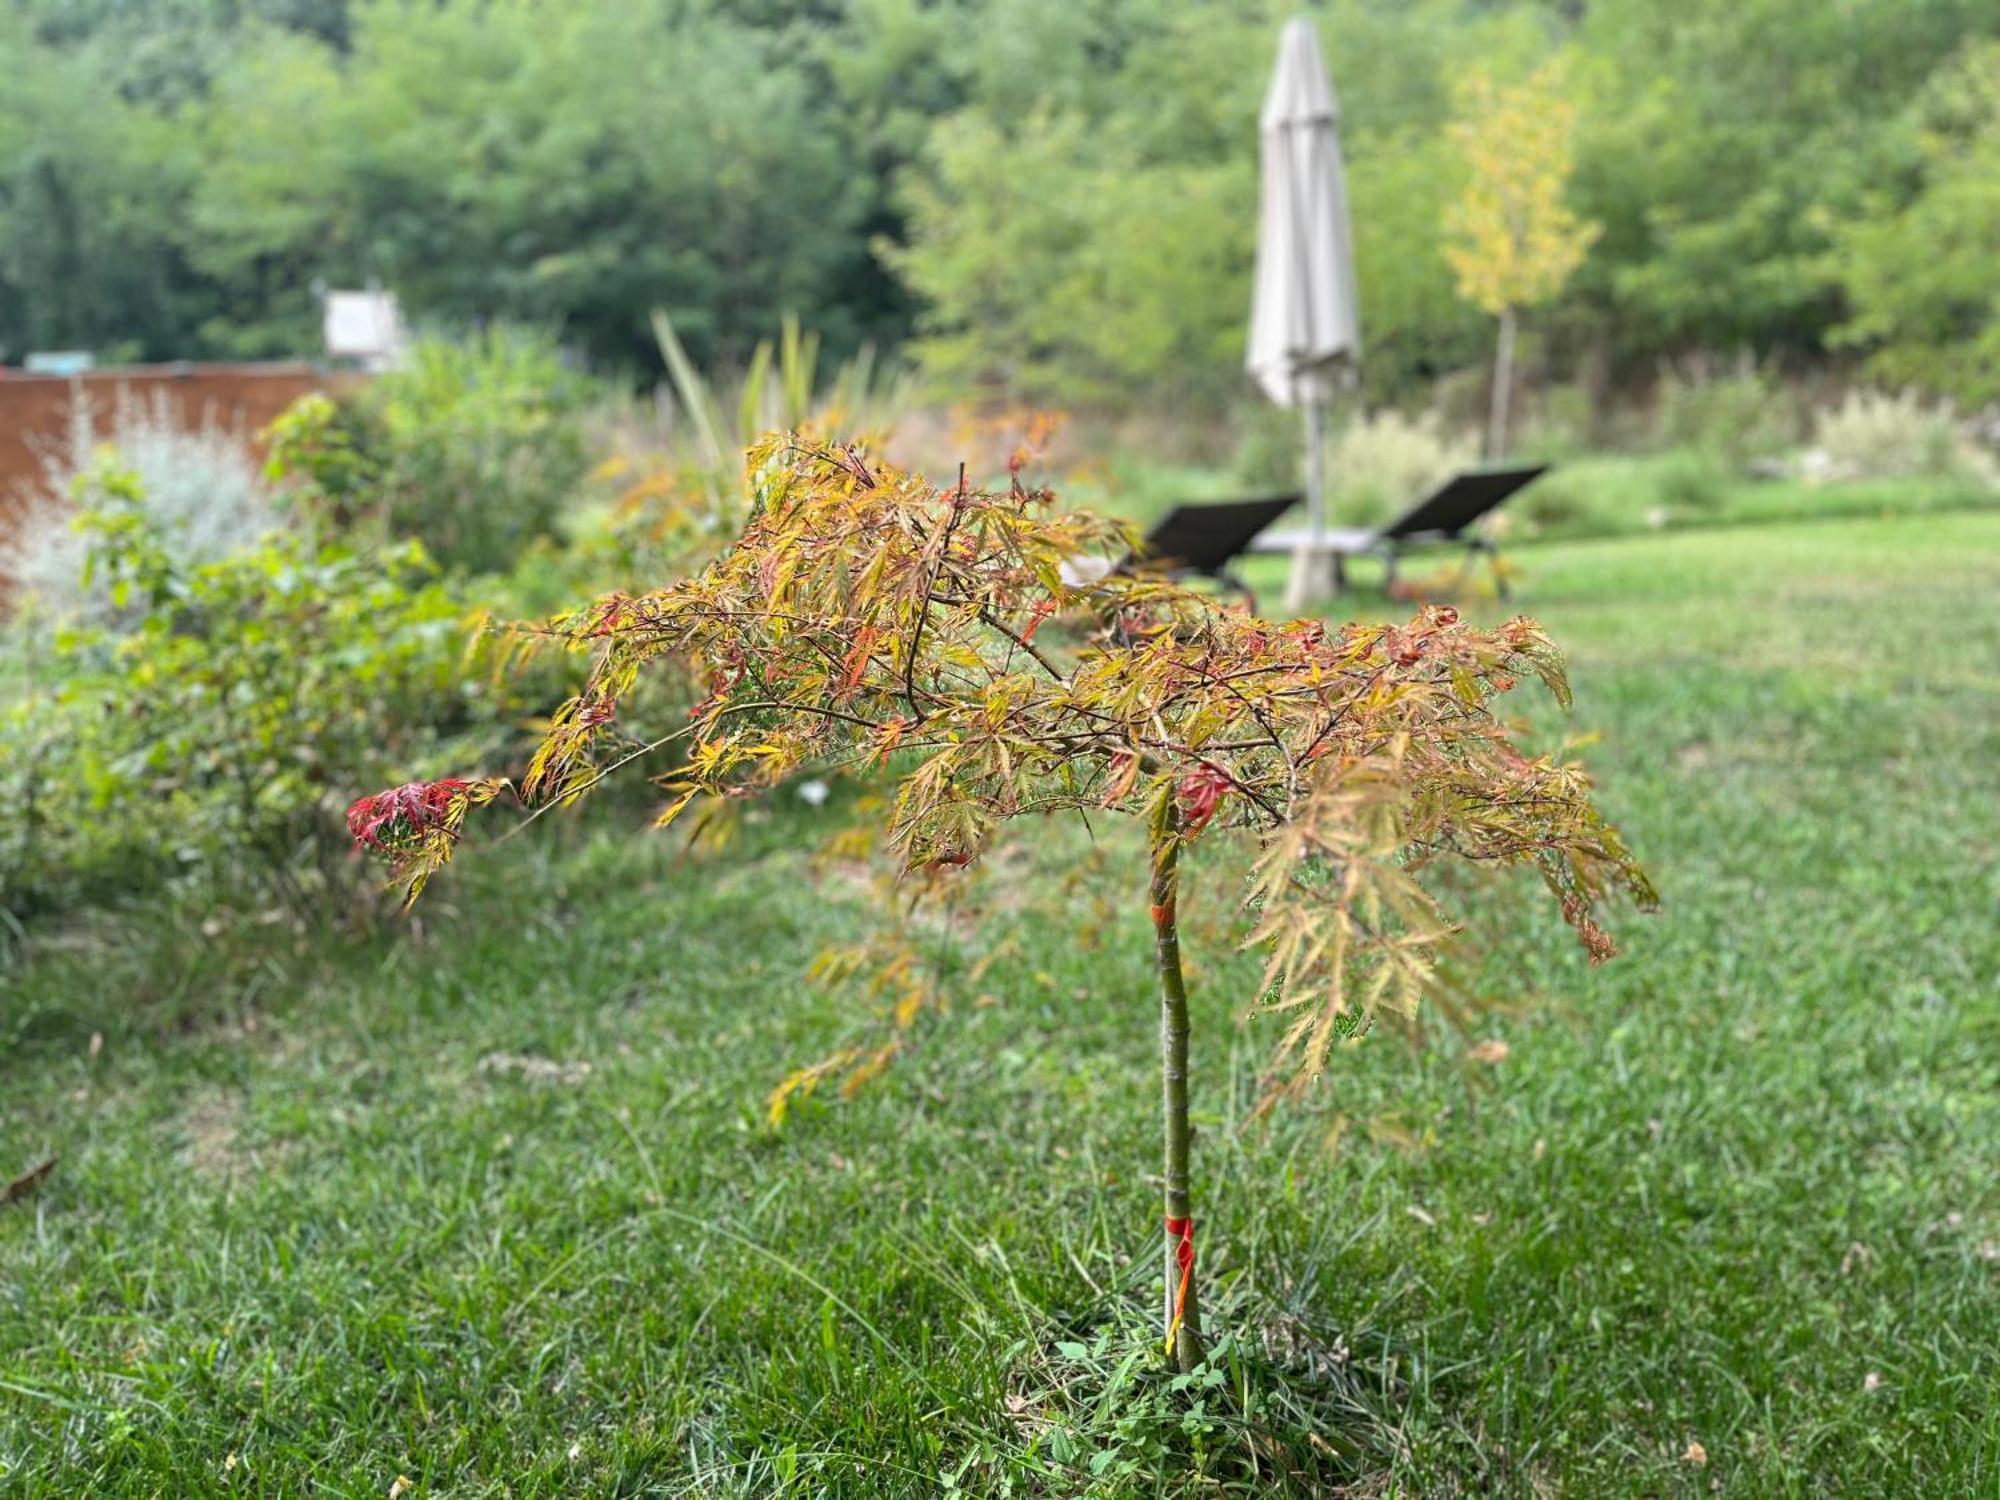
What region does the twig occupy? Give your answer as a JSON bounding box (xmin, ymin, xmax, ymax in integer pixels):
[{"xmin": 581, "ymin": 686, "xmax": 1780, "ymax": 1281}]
[
  {"xmin": 1, "ymin": 1156, "xmax": 57, "ymax": 1207},
  {"xmin": 903, "ymin": 464, "xmax": 968, "ymax": 722}
]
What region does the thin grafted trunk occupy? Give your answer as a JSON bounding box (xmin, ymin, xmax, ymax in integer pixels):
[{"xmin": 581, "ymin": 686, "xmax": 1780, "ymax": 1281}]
[
  {"xmin": 1150, "ymin": 805, "xmax": 1205, "ymax": 1372},
  {"xmin": 1487, "ymin": 305, "xmax": 1518, "ymax": 460}
]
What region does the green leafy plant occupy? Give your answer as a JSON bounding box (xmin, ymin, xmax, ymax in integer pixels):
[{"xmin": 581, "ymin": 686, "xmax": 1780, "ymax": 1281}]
[
  {"xmin": 1654, "ymin": 359, "xmax": 1795, "ymax": 473},
  {"xmin": 0, "ymin": 462, "xmax": 503, "ymax": 923},
  {"xmin": 265, "ymin": 328, "xmax": 597, "ymax": 576},
  {"xmin": 1323, "ymin": 408, "xmax": 1478, "ymax": 527},
  {"xmin": 1652, "ymin": 448, "xmax": 1730, "ymax": 517},
  {"xmin": 355, "ymin": 437, "xmax": 1653, "ymax": 1370},
  {"xmin": 650, "ymin": 308, "xmax": 917, "ymax": 513}
]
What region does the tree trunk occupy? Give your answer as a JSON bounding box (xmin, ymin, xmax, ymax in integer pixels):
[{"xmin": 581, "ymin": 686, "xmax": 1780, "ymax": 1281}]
[
  {"xmin": 1487, "ymin": 305, "xmax": 1518, "ymax": 461},
  {"xmin": 1150, "ymin": 803, "xmax": 1205, "ymax": 1372}
]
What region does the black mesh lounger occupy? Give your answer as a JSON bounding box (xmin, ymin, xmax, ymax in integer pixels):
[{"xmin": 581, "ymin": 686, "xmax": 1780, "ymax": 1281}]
[
  {"xmin": 1117, "ymin": 493, "xmax": 1303, "ymax": 612},
  {"xmin": 1246, "ymin": 464, "xmax": 1549, "ymax": 598}
]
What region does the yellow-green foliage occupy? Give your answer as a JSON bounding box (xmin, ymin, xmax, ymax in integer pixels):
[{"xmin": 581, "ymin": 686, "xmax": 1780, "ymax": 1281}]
[
  {"xmin": 0, "ymin": 464, "xmax": 502, "ymax": 921},
  {"xmin": 1443, "ymin": 61, "xmax": 1600, "ymax": 320},
  {"xmin": 366, "ymin": 436, "xmax": 1651, "ymax": 1101}
]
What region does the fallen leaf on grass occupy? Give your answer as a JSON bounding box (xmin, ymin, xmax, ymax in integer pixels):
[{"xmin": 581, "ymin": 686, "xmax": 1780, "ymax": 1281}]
[
  {"xmin": 478, "ymin": 1053, "xmax": 591, "ymax": 1087},
  {"xmin": 1682, "ymin": 1439, "xmax": 1708, "ymax": 1466},
  {"xmin": 1, "ymin": 1156, "xmax": 57, "ymax": 1207},
  {"xmin": 1468, "ymin": 1038, "xmax": 1510, "ymax": 1065}
]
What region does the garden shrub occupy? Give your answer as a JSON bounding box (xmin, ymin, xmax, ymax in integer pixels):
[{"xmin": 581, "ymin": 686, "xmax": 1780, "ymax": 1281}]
[
  {"xmin": 1324, "ymin": 407, "xmax": 1477, "ymax": 526},
  {"xmin": 1511, "ymin": 467, "xmax": 1591, "ymax": 534},
  {"xmin": 0, "ymin": 462, "xmax": 511, "ymax": 923},
  {"xmin": 1517, "ymin": 378, "xmax": 1598, "ymax": 460},
  {"xmin": 1230, "ymin": 401, "xmax": 1303, "ymax": 493},
  {"xmin": 267, "ymin": 327, "xmax": 597, "ymax": 576},
  {"xmin": 1810, "ymin": 388, "xmax": 1998, "ymax": 486},
  {"xmin": 1651, "ymin": 447, "xmax": 1729, "ymax": 516},
  {"xmin": 1653, "ymin": 360, "xmax": 1793, "ymax": 473},
  {"xmin": 2, "ymin": 388, "xmax": 276, "ymax": 623}
]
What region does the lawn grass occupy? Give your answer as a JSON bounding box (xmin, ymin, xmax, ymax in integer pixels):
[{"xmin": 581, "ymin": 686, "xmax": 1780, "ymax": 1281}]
[
  {"xmin": 4, "ymin": 511, "xmax": 1999, "ymax": 1495},
  {"xmin": 1072, "ymin": 445, "xmax": 2000, "ymax": 546}
]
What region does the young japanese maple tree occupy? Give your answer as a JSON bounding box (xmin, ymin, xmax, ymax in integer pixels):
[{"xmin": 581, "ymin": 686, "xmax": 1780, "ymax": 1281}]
[{"xmin": 353, "ymin": 436, "xmax": 1651, "ymax": 1371}]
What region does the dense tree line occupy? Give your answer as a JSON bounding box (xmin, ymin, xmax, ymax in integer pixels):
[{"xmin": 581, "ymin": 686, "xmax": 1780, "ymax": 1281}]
[{"xmin": 1, "ymin": 0, "xmax": 1994, "ymax": 406}]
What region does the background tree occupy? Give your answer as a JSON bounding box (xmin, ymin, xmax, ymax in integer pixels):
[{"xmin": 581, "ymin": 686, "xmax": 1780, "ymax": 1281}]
[
  {"xmin": 354, "ymin": 437, "xmax": 1653, "ymax": 1371},
  {"xmin": 187, "ymin": 2, "xmax": 869, "ymax": 371},
  {"xmin": 3, "ymin": 0, "xmax": 1996, "ymax": 399},
  {"xmin": 1443, "ymin": 60, "xmax": 1600, "ymax": 459},
  {"xmin": 1827, "ymin": 38, "xmax": 2000, "ymax": 406}
]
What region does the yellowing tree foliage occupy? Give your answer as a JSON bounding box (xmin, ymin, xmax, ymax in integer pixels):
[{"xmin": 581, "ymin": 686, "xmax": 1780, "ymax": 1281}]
[
  {"xmin": 352, "ymin": 436, "xmax": 1652, "ymax": 1371},
  {"xmin": 1444, "ymin": 61, "xmax": 1600, "ymax": 456}
]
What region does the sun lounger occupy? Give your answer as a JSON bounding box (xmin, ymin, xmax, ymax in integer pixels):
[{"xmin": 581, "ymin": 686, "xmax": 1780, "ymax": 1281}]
[
  {"xmin": 1247, "ymin": 465, "xmax": 1549, "ymax": 598},
  {"xmin": 1112, "ymin": 493, "xmax": 1303, "ymax": 611}
]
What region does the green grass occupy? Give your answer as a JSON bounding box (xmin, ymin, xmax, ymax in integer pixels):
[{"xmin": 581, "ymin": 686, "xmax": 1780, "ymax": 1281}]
[
  {"xmin": 1072, "ymin": 445, "xmax": 2000, "ymax": 545},
  {"xmin": 1499, "ymin": 452, "xmax": 2000, "ymax": 543},
  {"xmin": 5, "ymin": 512, "xmax": 1999, "ymax": 1495}
]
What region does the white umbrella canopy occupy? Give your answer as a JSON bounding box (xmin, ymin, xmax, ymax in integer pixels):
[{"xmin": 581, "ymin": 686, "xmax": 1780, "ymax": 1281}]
[
  {"xmin": 1245, "ymin": 16, "xmax": 1361, "ymax": 608},
  {"xmin": 1246, "ymin": 15, "xmax": 1361, "ymax": 406}
]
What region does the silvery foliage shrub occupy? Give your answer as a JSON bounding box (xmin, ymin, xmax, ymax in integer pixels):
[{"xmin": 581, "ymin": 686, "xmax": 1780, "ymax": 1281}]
[
  {"xmin": 1808, "ymin": 389, "xmax": 2000, "ymax": 487},
  {"xmin": 3, "ymin": 390, "xmax": 277, "ymax": 623},
  {"xmin": 1325, "ymin": 408, "xmax": 1477, "ymax": 526},
  {"xmin": 0, "ymin": 462, "xmax": 490, "ymax": 922}
]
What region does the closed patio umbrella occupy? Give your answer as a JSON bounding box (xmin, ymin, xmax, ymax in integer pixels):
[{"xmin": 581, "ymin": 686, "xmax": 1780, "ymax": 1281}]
[{"xmin": 1245, "ymin": 15, "xmax": 1361, "ymax": 609}]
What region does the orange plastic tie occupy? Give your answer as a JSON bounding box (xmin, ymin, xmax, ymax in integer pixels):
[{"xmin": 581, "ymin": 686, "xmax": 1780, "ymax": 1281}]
[{"xmin": 1163, "ymin": 1215, "xmax": 1195, "ymax": 1355}]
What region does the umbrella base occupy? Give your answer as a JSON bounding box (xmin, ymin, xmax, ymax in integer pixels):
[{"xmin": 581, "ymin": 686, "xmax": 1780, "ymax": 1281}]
[{"xmin": 1284, "ymin": 543, "xmax": 1345, "ymax": 613}]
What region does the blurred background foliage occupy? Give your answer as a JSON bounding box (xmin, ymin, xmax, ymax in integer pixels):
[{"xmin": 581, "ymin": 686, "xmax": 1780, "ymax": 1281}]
[
  {"xmin": 4, "ymin": 0, "xmax": 2000, "ymax": 941},
  {"xmin": 0, "ymin": 0, "xmax": 1996, "ymax": 411}
]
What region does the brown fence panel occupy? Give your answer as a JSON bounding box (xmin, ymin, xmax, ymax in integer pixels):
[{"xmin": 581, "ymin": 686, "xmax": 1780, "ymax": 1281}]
[{"xmin": 0, "ymin": 363, "xmax": 363, "ymax": 589}]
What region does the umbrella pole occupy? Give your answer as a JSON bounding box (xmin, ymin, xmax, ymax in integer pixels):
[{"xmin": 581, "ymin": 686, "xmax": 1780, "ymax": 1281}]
[
  {"xmin": 1286, "ymin": 395, "xmax": 1333, "ymax": 613},
  {"xmin": 1307, "ymin": 397, "xmax": 1326, "ymax": 548}
]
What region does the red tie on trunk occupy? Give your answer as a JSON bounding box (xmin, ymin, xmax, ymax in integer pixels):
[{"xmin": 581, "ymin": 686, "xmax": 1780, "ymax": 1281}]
[{"xmin": 1164, "ymin": 1215, "xmax": 1195, "ymax": 1355}]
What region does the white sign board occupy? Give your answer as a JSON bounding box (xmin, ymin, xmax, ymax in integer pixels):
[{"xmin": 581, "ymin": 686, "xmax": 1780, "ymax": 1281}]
[{"xmin": 323, "ymin": 291, "xmax": 409, "ymax": 369}]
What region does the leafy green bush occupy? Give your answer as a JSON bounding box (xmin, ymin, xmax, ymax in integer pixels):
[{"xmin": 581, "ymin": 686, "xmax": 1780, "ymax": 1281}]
[
  {"xmin": 1325, "ymin": 408, "xmax": 1477, "ymax": 526},
  {"xmin": 1654, "ymin": 361, "xmax": 1794, "ymax": 472},
  {"xmin": 1517, "ymin": 378, "xmax": 1599, "ymax": 461},
  {"xmin": 267, "ymin": 328, "xmax": 597, "ymax": 576},
  {"xmin": 0, "ymin": 463, "xmax": 511, "ymax": 922},
  {"xmin": 1232, "ymin": 402, "xmax": 1304, "ymax": 493},
  {"xmin": 1506, "ymin": 450, "xmax": 1727, "ymax": 538},
  {"xmin": 1652, "ymin": 447, "xmax": 1730, "ymax": 515}
]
